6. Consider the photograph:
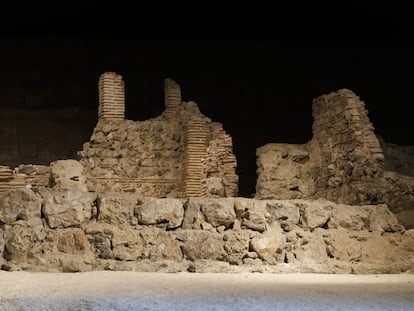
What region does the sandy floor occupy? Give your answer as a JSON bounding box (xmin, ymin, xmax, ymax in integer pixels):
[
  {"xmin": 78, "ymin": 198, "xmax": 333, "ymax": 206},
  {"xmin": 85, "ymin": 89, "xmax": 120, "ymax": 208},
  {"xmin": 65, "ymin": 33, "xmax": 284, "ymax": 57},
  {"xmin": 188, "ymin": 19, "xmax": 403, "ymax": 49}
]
[{"xmin": 0, "ymin": 271, "xmax": 413, "ymax": 310}]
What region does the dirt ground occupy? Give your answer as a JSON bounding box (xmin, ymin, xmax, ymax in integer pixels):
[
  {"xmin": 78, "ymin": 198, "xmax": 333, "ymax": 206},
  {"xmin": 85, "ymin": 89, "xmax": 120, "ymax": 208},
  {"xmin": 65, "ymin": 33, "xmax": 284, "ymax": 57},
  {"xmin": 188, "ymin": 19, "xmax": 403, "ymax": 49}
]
[{"xmin": 0, "ymin": 271, "xmax": 413, "ymax": 310}]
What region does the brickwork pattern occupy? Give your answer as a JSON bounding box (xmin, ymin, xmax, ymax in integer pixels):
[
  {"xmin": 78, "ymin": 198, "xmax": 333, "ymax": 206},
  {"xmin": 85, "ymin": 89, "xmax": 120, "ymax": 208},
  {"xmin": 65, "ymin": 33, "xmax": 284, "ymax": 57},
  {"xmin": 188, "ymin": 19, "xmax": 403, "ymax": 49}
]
[{"xmin": 98, "ymin": 72, "xmax": 125, "ymax": 121}]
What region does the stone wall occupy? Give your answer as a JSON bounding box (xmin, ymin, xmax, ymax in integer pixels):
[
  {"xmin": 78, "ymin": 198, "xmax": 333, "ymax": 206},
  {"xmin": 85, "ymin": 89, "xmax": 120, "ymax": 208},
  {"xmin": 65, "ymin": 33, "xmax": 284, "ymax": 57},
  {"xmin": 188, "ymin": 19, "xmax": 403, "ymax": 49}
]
[
  {"xmin": 311, "ymin": 89, "xmax": 385, "ymax": 197},
  {"xmin": 0, "ymin": 165, "xmax": 50, "ymax": 193},
  {"xmin": 256, "ymin": 89, "xmax": 414, "ymax": 228},
  {"xmin": 312, "ymin": 89, "xmax": 384, "ymax": 165},
  {"xmin": 0, "ymin": 188, "xmax": 413, "ymax": 273},
  {"xmin": 79, "ymin": 73, "xmax": 238, "ymax": 198}
]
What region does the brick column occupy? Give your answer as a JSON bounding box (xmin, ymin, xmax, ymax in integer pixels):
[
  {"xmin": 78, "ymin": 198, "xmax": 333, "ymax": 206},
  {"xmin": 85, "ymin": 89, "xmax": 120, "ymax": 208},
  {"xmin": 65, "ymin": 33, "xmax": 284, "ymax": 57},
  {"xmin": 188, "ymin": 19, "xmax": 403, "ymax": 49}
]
[
  {"xmin": 164, "ymin": 78, "xmax": 181, "ymax": 119},
  {"xmin": 183, "ymin": 118, "xmax": 207, "ymax": 197},
  {"xmin": 98, "ymin": 72, "xmax": 125, "ymax": 121}
]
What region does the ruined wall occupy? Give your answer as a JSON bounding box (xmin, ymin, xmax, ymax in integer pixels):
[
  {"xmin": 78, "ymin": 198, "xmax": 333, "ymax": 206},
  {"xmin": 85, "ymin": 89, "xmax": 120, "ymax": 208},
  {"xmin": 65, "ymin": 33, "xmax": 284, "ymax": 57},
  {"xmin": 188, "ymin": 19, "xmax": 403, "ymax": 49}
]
[
  {"xmin": 312, "ymin": 89, "xmax": 384, "ymax": 165},
  {"xmin": 256, "ymin": 89, "xmax": 414, "ymax": 228},
  {"xmin": 1, "ymin": 187, "xmax": 413, "ymax": 273},
  {"xmin": 79, "ymin": 73, "xmax": 238, "ymax": 198},
  {"xmin": 79, "ymin": 119, "xmax": 184, "ymax": 197},
  {"xmin": 311, "ymin": 89, "xmax": 384, "ymax": 195}
]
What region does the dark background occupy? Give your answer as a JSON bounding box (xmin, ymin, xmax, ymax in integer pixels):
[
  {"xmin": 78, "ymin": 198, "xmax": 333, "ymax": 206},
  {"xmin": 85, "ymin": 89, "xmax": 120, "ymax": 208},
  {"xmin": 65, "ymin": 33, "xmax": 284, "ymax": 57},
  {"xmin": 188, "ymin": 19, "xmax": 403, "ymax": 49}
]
[{"xmin": 0, "ymin": 5, "xmax": 413, "ymax": 196}]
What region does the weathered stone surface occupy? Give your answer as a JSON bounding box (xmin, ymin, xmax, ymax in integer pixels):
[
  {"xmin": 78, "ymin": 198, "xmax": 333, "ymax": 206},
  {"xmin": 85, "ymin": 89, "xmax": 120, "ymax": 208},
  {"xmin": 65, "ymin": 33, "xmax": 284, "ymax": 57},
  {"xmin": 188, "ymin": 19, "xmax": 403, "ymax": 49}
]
[
  {"xmin": 324, "ymin": 228, "xmax": 362, "ymax": 262},
  {"xmin": 0, "ymin": 228, "xmax": 4, "ymax": 258},
  {"xmin": 399, "ymin": 229, "xmax": 414, "ymax": 254},
  {"xmin": 255, "ymin": 143, "xmax": 315, "ymax": 200},
  {"xmin": 180, "ymin": 230, "xmax": 225, "ymax": 261},
  {"xmin": 360, "ymin": 233, "xmax": 395, "ymax": 263},
  {"xmin": 235, "ymin": 198, "xmax": 267, "ymax": 232},
  {"xmin": 293, "ymin": 228, "xmax": 328, "ymax": 265},
  {"xmin": 140, "ymin": 227, "xmax": 182, "ymax": 260},
  {"xmin": 135, "ymin": 198, "xmax": 184, "ymax": 229},
  {"xmin": 54, "ymin": 228, "xmax": 91, "ymax": 254},
  {"xmin": 3, "ymin": 218, "xmax": 46, "ymax": 263},
  {"xmin": 97, "ymin": 193, "xmax": 137, "ymax": 225},
  {"xmin": 206, "ymin": 177, "xmax": 225, "ymax": 197},
  {"xmin": 111, "ymin": 228, "xmax": 144, "ymax": 261},
  {"xmin": 363, "ymin": 204, "xmax": 402, "ymax": 233},
  {"xmin": 328, "ymin": 204, "xmax": 368, "ymax": 231},
  {"xmin": 299, "ymin": 199, "xmax": 332, "ymax": 230},
  {"xmin": 182, "ymin": 198, "xmax": 205, "ymax": 229},
  {"xmin": 50, "ymin": 159, "xmax": 87, "ymax": 191},
  {"xmin": 223, "ymin": 230, "xmax": 250, "ymax": 264},
  {"xmin": 84, "ymin": 222, "xmax": 119, "ymax": 260},
  {"xmin": 265, "ymin": 200, "xmax": 300, "ymax": 232},
  {"xmin": 200, "ymin": 198, "xmax": 236, "ymax": 229},
  {"xmin": 249, "ymin": 224, "xmax": 286, "ymax": 264},
  {"xmin": 42, "ymin": 190, "xmax": 97, "ymax": 229},
  {"xmin": 0, "ymin": 189, "xmax": 42, "ymax": 224}
]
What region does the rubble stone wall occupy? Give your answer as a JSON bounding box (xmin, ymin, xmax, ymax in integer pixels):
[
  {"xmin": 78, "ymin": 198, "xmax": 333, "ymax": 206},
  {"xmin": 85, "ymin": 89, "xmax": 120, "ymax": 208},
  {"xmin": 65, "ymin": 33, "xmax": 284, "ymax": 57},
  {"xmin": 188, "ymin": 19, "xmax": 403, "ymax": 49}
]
[
  {"xmin": 256, "ymin": 89, "xmax": 414, "ymax": 228},
  {"xmin": 79, "ymin": 119, "xmax": 184, "ymax": 197},
  {"xmin": 79, "ymin": 74, "xmax": 238, "ymax": 198},
  {"xmin": 0, "ymin": 188, "xmax": 413, "ymax": 273},
  {"xmin": 312, "ymin": 89, "xmax": 384, "ymax": 166}
]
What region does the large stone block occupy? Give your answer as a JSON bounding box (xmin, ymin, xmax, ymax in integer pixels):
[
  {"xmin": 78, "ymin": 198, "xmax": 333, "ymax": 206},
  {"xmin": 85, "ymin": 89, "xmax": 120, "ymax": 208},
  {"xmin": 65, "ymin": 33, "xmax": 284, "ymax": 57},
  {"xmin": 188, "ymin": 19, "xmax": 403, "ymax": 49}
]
[
  {"xmin": 135, "ymin": 198, "xmax": 184, "ymax": 229},
  {"xmin": 180, "ymin": 230, "xmax": 225, "ymax": 261},
  {"xmin": 97, "ymin": 193, "xmax": 137, "ymax": 225},
  {"xmin": 42, "ymin": 190, "xmax": 97, "ymax": 229},
  {"xmin": 50, "ymin": 159, "xmax": 87, "ymax": 191},
  {"xmin": 199, "ymin": 198, "xmax": 236, "ymax": 229},
  {"xmin": 0, "ymin": 189, "xmax": 42, "ymax": 224}
]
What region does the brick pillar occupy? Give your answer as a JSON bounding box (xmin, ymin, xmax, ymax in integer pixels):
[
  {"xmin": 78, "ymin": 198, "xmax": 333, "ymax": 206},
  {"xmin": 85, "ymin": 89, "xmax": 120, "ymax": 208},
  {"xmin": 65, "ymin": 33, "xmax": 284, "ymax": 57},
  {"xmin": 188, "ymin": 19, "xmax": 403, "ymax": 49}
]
[
  {"xmin": 98, "ymin": 72, "xmax": 125, "ymax": 121},
  {"xmin": 183, "ymin": 118, "xmax": 207, "ymax": 197},
  {"xmin": 164, "ymin": 78, "xmax": 181, "ymax": 119}
]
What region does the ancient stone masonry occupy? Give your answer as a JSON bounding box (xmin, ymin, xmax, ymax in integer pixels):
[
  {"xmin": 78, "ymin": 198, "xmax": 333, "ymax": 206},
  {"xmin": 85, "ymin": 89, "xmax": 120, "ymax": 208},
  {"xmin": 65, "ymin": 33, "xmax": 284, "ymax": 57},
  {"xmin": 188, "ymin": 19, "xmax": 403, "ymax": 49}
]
[
  {"xmin": 204, "ymin": 125, "xmax": 238, "ymax": 197},
  {"xmin": 0, "ymin": 165, "xmax": 49, "ymax": 193},
  {"xmin": 98, "ymin": 72, "xmax": 125, "ymax": 121},
  {"xmin": 79, "ymin": 73, "xmax": 238, "ymax": 198},
  {"xmin": 183, "ymin": 118, "xmax": 208, "ymax": 197},
  {"xmin": 256, "ymin": 89, "xmax": 414, "ymax": 228},
  {"xmin": 0, "ymin": 166, "xmax": 24, "ymax": 193},
  {"xmin": 163, "ymin": 78, "xmax": 181, "ymax": 120},
  {"xmin": 312, "ymin": 89, "xmax": 384, "ymax": 189},
  {"xmin": 1, "ymin": 78, "xmax": 414, "ymax": 274},
  {"xmin": 1, "ymin": 188, "xmax": 413, "ymax": 273}
]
